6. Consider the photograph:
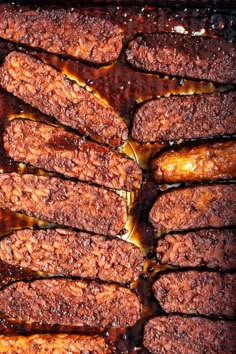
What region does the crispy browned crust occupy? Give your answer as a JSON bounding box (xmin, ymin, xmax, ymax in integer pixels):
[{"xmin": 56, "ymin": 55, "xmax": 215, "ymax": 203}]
[
  {"xmin": 149, "ymin": 184, "xmax": 236, "ymax": 233},
  {"xmin": 126, "ymin": 33, "xmax": 236, "ymax": 83},
  {"xmin": 0, "ymin": 4, "xmax": 122, "ymax": 64},
  {"xmin": 143, "ymin": 316, "xmax": 236, "ymax": 354},
  {"xmin": 153, "ymin": 271, "xmax": 236, "ymax": 317},
  {"xmin": 156, "ymin": 229, "xmax": 236, "ymax": 271},
  {"xmin": 0, "ymin": 51, "xmax": 128, "ymax": 147},
  {"xmin": 0, "ymin": 173, "xmax": 127, "ymax": 236},
  {"xmin": 0, "ymin": 279, "xmax": 141, "ymax": 327},
  {"xmin": 0, "ymin": 228, "xmax": 143, "ymax": 283},
  {"xmin": 4, "ymin": 119, "xmax": 141, "ymax": 191},
  {"xmin": 152, "ymin": 140, "xmax": 236, "ymax": 183},
  {"xmin": 0, "ymin": 334, "xmax": 106, "ymax": 354},
  {"xmin": 132, "ymin": 92, "xmax": 236, "ymax": 143}
]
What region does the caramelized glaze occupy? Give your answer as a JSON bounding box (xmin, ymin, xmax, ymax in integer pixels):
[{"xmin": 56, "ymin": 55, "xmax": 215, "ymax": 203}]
[{"xmin": 0, "ymin": 3, "xmax": 235, "ymax": 352}]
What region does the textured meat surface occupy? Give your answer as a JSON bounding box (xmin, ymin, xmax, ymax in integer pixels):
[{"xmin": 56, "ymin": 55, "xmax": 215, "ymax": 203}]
[
  {"xmin": 0, "ymin": 4, "xmax": 122, "ymax": 64},
  {"xmin": 152, "ymin": 140, "xmax": 236, "ymax": 183},
  {"xmin": 153, "ymin": 271, "xmax": 236, "ymax": 317},
  {"xmin": 0, "ymin": 279, "xmax": 141, "ymax": 327},
  {"xmin": 0, "ymin": 334, "xmax": 106, "ymax": 354},
  {"xmin": 143, "ymin": 316, "xmax": 236, "ymax": 354},
  {"xmin": 0, "ymin": 51, "xmax": 128, "ymax": 147},
  {"xmin": 149, "ymin": 184, "xmax": 236, "ymax": 233},
  {"xmin": 126, "ymin": 33, "xmax": 236, "ymax": 83},
  {"xmin": 4, "ymin": 119, "xmax": 141, "ymax": 191},
  {"xmin": 0, "ymin": 173, "xmax": 127, "ymax": 236},
  {"xmin": 156, "ymin": 229, "xmax": 236, "ymax": 271},
  {"xmin": 132, "ymin": 92, "xmax": 236, "ymax": 143},
  {"xmin": 0, "ymin": 228, "xmax": 143, "ymax": 283}
]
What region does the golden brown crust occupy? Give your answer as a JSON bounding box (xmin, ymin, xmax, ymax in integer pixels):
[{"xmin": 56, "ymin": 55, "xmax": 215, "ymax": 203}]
[
  {"xmin": 152, "ymin": 140, "xmax": 236, "ymax": 183},
  {"xmin": 0, "ymin": 334, "xmax": 106, "ymax": 354}
]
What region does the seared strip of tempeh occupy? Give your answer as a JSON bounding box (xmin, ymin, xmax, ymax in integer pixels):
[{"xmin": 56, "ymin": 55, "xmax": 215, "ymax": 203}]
[
  {"xmin": 132, "ymin": 92, "xmax": 236, "ymax": 143},
  {"xmin": 125, "ymin": 33, "xmax": 236, "ymax": 83},
  {"xmin": 0, "ymin": 51, "xmax": 128, "ymax": 147},
  {"xmin": 0, "ymin": 279, "xmax": 141, "ymax": 327},
  {"xmin": 4, "ymin": 119, "xmax": 141, "ymax": 191},
  {"xmin": 153, "ymin": 271, "xmax": 236, "ymax": 317},
  {"xmin": 156, "ymin": 229, "xmax": 236, "ymax": 271},
  {"xmin": 149, "ymin": 184, "xmax": 236, "ymax": 233},
  {"xmin": 143, "ymin": 316, "xmax": 236, "ymax": 354},
  {"xmin": 152, "ymin": 140, "xmax": 236, "ymax": 183},
  {"xmin": 0, "ymin": 173, "xmax": 127, "ymax": 236},
  {"xmin": 0, "ymin": 334, "xmax": 106, "ymax": 354},
  {"xmin": 0, "ymin": 4, "xmax": 122, "ymax": 64},
  {"xmin": 0, "ymin": 229, "xmax": 143, "ymax": 283}
]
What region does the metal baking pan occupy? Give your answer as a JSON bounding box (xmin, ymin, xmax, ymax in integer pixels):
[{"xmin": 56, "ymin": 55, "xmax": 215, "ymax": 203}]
[{"xmin": 0, "ymin": 0, "xmax": 235, "ymax": 353}]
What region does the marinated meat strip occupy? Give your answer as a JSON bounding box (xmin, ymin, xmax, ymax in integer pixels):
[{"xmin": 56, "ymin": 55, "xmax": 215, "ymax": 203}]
[
  {"xmin": 125, "ymin": 33, "xmax": 236, "ymax": 83},
  {"xmin": 143, "ymin": 316, "xmax": 236, "ymax": 354},
  {"xmin": 0, "ymin": 334, "xmax": 106, "ymax": 354},
  {"xmin": 0, "ymin": 228, "xmax": 143, "ymax": 283},
  {"xmin": 0, "ymin": 51, "xmax": 128, "ymax": 147},
  {"xmin": 153, "ymin": 271, "xmax": 236, "ymax": 317},
  {"xmin": 0, "ymin": 4, "xmax": 122, "ymax": 64},
  {"xmin": 132, "ymin": 92, "xmax": 236, "ymax": 143},
  {"xmin": 152, "ymin": 140, "xmax": 236, "ymax": 183},
  {"xmin": 149, "ymin": 184, "xmax": 236, "ymax": 233},
  {"xmin": 0, "ymin": 173, "xmax": 127, "ymax": 236},
  {"xmin": 0, "ymin": 279, "xmax": 141, "ymax": 327},
  {"xmin": 156, "ymin": 229, "xmax": 236, "ymax": 271},
  {"xmin": 4, "ymin": 119, "xmax": 141, "ymax": 191}
]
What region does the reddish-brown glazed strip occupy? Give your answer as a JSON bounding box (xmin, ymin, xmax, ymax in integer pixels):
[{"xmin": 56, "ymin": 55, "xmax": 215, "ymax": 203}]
[
  {"xmin": 0, "ymin": 51, "xmax": 128, "ymax": 147},
  {"xmin": 156, "ymin": 229, "xmax": 236, "ymax": 271},
  {"xmin": 0, "ymin": 279, "xmax": 141, "ymax": 327},
  {"xmin": 0, "ymin": 334, "xmax": 106, "ymax": 354},
  {"xmin": 153, "ymin": 271, "xmax": 236, "ymax": 318},
  {"xmin": 0, "ymin": 4, "xmax": 122, "ymax": 64},
  {"xmin": 149, "ymin": 184, "xmax": 236, "ymax": 233},
  {"xmin": 4, "ymin": 119, "xmax": 141, "ymax": 191},
  {"xmin": 0, "ymin": 173, "xmax": 127, "ymax": 237},
  {"xmin": 0, "ymin": 228, "xmax": 143, "ymax": 283},
  {"xmin": 143, "ymin": 316, "xmax": 236, "ymax": 354},
  {"xmin": 125, "ymin": 33, "xmax": 236, "ymax": 83},
  {"xmin": 132, "ymin": 92, "xmax": 236, "ymax": 143},
  {"xmin": 152, "ymin": 140, "xmax": 236, "ymax": 183}
]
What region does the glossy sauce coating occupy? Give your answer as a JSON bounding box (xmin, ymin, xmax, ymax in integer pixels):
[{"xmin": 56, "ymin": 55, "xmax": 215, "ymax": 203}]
[
  {"xmin": 0, "ymin": 51, "xmax": 128, "ymax": 147},
  {"xmin": 149, "ymin": 183, "xmax": 236, "ymax": 233},
  {"xmin": 0, "ymin": 228, "xmax": 143, "ymax": 283},
  {"xmin": 152, "ymin": 140, "xmax": 236, "ymax": 183},
  {"xmin": 0, "ymin": 173, "xmax": 127, "ymax": 236},
  {"xmin": 0, "ymin": 278, "xmax": 141, "ymax": 327},
  {"xmin": 132, "ymin": 92, "xmax": 236, "ymax": 143},
  {"xmin": 4, "ymin": 119, "xmax": 141, "ymax": 191},
  {"xmin": 143, "ymin": 316, "xmax": 236, "ymax": 354},
  {"xmin": 0, "ymin": 4, "xmax": 122, "ymax": 64},
  {"xmin": 126, "ymin": 33, "xmax": 236, "ymax": 83},
  {"xmin": 153, "ymin": 271, "xmax": 236, "ymax": 317}
]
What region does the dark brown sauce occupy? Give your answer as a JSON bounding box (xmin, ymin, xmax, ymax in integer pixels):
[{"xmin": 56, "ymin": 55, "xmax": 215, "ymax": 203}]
[{"xmin": 0, "ymin": 3, "xmax": 235, "ymax": 352}]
